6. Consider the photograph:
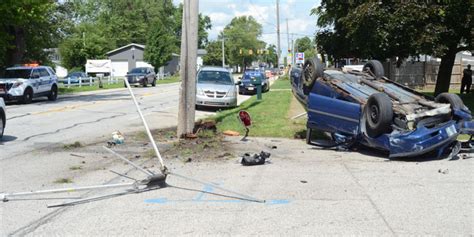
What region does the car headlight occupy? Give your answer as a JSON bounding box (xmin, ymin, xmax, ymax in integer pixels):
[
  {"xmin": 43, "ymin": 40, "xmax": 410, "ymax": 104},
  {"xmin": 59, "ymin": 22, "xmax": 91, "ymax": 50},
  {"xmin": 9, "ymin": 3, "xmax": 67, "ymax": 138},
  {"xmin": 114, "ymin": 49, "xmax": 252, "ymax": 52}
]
[
  {"xmin": 13, "ymin": 82, "xmax": 23, "ymax": 88},
  {"xmin": 197, "ymin": 89, "xmax": 204, "ymax": 96}
]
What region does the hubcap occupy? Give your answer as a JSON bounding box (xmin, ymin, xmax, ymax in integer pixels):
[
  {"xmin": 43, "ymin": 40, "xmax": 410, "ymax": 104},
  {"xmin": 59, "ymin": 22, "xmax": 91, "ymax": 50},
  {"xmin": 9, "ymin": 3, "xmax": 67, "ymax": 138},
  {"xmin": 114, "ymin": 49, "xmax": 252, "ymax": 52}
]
[{"xmin": 370, "ymin": 105, "xmax": 379, "ymax": 123}]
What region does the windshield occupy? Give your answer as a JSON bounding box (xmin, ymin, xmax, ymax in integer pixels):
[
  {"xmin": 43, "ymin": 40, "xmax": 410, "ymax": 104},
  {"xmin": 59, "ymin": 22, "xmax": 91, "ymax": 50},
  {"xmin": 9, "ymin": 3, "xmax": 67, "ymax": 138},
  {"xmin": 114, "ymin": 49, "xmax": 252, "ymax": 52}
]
[
  {"xmin": 130, "ymin": 68, "xmax": 147, "ymax": 74},
  {"xmin": 3, "ymin": 69, "xmax": 32, "ymax": 79},
  {"xmin": 243, "ymin": 74, "xmax": 263, "ymax": 81},
  {"xmin": 198, "ymin": 71, "xmax": 233, "ymax": 85}
]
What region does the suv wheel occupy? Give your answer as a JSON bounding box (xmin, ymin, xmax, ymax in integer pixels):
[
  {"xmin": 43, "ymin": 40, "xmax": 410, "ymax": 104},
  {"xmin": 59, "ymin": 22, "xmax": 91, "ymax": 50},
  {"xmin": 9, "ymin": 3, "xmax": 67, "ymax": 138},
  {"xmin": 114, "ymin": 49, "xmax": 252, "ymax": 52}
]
[
  {"xmin": 151, "ymin": 78, "xmax": 156, "ymax": 87},
  {"xmin": 48, "ymin": 85, "xmax": 58, "ymax": 101},
  {"xmin": 0, "ymin": 110, "xmax": 5, "ymax": 139},
  {"xmin": 21, "ymin": 88, "xmax": 33, "ymax": 104}
]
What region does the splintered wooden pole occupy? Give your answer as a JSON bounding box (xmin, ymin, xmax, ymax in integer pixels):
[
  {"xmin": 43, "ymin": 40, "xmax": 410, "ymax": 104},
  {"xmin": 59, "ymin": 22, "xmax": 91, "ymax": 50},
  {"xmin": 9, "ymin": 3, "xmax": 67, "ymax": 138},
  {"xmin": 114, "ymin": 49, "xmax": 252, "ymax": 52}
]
[{"xmin": 177, "ymin": 0, "xmax": 199, "ymax": 138}]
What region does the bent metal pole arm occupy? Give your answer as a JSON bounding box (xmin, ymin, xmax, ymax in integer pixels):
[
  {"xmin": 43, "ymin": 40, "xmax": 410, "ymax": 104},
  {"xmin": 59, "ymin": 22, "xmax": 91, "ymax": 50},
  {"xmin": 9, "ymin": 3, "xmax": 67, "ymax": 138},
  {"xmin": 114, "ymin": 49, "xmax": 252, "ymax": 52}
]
[
  {"xmin": 0, "ymin": 182, "xmax": 135, "ymax": 202},
  {"xmin": 123, "ymin": 78, "xmax": 166, "ymax": 173}
]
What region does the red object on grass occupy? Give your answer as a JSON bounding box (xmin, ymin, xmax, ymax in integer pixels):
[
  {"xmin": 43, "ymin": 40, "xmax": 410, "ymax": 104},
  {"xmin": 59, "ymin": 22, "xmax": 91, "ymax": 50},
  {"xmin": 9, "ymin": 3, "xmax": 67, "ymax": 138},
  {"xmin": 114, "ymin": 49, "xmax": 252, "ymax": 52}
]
[{"xmin": 239, "ymin": 110, "xmax": 252, "ymax": 127}]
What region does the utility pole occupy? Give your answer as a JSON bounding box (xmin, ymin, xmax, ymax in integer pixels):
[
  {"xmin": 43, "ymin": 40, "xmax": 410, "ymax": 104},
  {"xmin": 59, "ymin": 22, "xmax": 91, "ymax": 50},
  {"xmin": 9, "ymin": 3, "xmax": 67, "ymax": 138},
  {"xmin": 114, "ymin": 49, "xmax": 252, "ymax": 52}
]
[
  {"xmin": 286, "ymin": 18, "xmax": 289, "ymax": 65},
  {"xmin": 221, "ymin": 36, "xmax": 225, "ymax": 68},
  {"xmin": 276, "ymin": 0, "xmax": 281, "ymax": 67},
  {"xmin": 177, "ymin": 0, "xmax": 199, "ymax": 138}
]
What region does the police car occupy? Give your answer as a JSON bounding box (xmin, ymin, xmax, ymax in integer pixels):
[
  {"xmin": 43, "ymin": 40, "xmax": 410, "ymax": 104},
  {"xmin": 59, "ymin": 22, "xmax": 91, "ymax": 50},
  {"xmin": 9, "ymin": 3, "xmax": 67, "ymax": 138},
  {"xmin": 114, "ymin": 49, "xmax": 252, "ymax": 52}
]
[
  {"xmin": 0, "ymin": 65, "xmax": 59, "ymax": 104},
  {"xmin": 0, "ymin": 97, "xmax": 5, "ymax": 139}
]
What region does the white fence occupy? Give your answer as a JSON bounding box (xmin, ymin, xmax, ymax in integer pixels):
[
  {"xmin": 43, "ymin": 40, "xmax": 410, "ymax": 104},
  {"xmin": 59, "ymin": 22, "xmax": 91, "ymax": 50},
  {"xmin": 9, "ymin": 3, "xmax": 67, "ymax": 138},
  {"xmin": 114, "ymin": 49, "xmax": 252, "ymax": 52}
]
[{"xmin": 59, "ymin": 76, "xmax": 121, "ymax": 88}]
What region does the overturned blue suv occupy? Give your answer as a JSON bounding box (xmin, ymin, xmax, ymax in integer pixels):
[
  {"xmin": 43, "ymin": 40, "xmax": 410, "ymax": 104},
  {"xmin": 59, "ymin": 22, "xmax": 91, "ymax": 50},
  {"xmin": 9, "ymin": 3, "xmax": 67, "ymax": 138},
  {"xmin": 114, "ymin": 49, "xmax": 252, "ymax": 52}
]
[{"xmin": 291, "ymin": 58, "xmax": 473, "ymax": 158}]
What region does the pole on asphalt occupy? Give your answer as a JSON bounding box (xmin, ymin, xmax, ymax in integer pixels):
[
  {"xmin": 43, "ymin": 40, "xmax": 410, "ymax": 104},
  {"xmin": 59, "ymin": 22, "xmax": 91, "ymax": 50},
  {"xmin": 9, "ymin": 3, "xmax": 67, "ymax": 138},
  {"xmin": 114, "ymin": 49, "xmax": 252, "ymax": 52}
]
[
  {"xmin": 286, "ymin": 18, "xmax": 290, "ymax": 65},
  {"xmin": 222, "ymin": 35, "xmax": 225, "ymax": 68},
  {"xmin": 276, "ymin": 0, "xmax": 281, "ymax": 67},
  {"xmin": 177, "ymin": 0, "xmax": 199, "ymax": 138}
]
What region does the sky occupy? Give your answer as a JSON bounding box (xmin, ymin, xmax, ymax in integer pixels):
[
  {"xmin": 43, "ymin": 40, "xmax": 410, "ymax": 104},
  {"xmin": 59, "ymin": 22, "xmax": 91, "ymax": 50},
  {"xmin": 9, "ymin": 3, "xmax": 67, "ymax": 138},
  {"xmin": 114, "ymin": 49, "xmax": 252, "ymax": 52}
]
[{"xmin": 173, "ymin": 0, "xmax": 321, "ymax": 59}]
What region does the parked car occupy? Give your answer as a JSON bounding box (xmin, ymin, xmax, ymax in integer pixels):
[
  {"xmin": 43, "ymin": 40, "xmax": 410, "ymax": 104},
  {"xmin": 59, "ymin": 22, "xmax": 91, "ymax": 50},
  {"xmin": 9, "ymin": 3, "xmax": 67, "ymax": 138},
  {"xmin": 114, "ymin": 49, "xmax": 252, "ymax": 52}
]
[
  {"xmin": 238, "ymin": 70, "xmax": 270, "ymax": 94},
  {"xmin": 196, "ymin": 66, "xmax": 237, "ymax": 108},
  {"xmin": 0, "ymin": 97, "xmax": 5, "ymax": 139},
  {"xmin": 63, "ymin": 71, "xmax": 88, "ymax": 84},
  {"xmin": 0, "ymin": 65, "xmax": 59, "ymax": 104},
  {"xmin": 291, "ymin": 58, "xmax": 473, "ymax": 158},
  {"xmin": 125, "ymin": 67, "xmax": 156, "ymax": 87}
]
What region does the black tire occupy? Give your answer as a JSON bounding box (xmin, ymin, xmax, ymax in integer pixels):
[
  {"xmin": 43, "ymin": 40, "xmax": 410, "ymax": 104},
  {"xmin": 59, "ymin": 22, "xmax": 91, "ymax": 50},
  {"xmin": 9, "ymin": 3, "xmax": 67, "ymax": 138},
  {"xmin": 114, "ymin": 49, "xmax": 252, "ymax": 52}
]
[
  {"xmin": 21, "ymin": 88, "xmax": 33, "ymax": 104},
  {"xmin": 364, "ymin": 60, "xmax": 385, "ymax": 79},
  {"xmin": 0, "ymin": 110, "xmax": 5, "ymax": 139},
  {"xmin": 302, "ymin": 57, "xmax": 324, "ymax": 95},
  {"xmin": 124, "ymin": 82, "xmax": 127, "ymax": 88},
  {"xmin": 151, "ymin": 78, "xmax": 156, "ymax": 87},
  {"xmin": 435, "ymin": 93, "xmax": 466, "ymax": 120},
  {"xmin": 365, "ymin": 93, "xmax": 393, "ymax": 137},
  {"xmin": 48, "ymin": 85, "xmax": 58, "ymax": 101},
  {"xmin": 143, "ymin": 79, "xmax": 147, "ymax": 87}
]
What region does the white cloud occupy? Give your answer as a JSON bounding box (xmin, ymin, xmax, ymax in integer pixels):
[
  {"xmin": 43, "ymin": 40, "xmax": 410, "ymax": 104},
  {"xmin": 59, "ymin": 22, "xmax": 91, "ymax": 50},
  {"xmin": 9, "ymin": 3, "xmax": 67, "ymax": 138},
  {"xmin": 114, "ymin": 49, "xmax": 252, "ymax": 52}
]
[{"xmin": 208, "ymin": 12, "xmax": 233, "ymax": 25}]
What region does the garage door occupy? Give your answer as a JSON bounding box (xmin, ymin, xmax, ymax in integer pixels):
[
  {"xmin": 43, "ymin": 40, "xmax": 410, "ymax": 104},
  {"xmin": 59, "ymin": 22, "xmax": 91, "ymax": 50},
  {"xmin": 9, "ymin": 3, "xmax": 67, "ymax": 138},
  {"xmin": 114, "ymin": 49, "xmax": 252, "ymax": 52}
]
[{"xmin": 111, "ymin": 61, "xmax": 129, "ymax": 77}]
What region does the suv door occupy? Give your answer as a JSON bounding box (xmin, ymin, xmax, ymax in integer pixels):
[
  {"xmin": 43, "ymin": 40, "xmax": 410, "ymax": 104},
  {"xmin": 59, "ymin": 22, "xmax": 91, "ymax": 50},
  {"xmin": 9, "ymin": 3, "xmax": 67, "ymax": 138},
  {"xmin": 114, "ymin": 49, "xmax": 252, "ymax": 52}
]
[
  {"xmin": 38, "ymin": 68, "xmax": 51, "ymax": 93},
  {"xmin": 30, "ymin": 69, "xmax": 42, "ymax": 93}
]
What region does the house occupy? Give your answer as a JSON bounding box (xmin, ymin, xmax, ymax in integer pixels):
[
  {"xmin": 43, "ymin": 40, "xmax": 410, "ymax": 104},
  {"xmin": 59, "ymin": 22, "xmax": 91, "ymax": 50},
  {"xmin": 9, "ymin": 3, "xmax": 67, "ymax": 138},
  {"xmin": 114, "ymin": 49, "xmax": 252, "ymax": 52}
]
[
  {"xmin": 106, "ymin": 43, "xmax": 180, "ymax": 77},
  {"xmin": 106, "ymin": 43, "xmax": 152, "ymax": 77}
]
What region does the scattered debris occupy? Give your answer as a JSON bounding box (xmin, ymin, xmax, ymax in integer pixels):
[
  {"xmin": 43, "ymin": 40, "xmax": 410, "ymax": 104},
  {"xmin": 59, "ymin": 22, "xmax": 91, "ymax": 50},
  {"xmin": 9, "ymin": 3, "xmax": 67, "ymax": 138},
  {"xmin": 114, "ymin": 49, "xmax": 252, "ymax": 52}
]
[
  {"xmin": 63, "ymin": 141, "xmax": 83, "ymax": 150},
  {"xmin": 241, "ymin": 151, "xmax": 271, "ymax": 166},
  {"xmin": 112, "ymin": 131, "xmax": 124, "ymax": 144},
  {"xmin": 223, "ymin": 130, "xmax": 240, "ymax": 136},
  {"xmin": 81, "ymin": 161, "xmax": 86, "ymax": 164},
  {"xmin": 438, "ymin": 169, "xmax": 449, "ymax": 174},
  {"xmin": 184, "ymin": 158, "xmax": 192, "ymax": 163},
  {"xmin": 216, "ymin": 152, "xmax": 232, "ymax": 159},
  {"xmin": 300, "ymin": 180, "xmax": 308, "ymax": 184},
  {"xmin": 461, "ymin": 154, "xmax": 472, "ymax": 160},
  {"xmin": 194, "ymin": 120, "xmax": 217, "ymax": 133},
  {"xmin": 69, "ymin": 166, "xmax": 83, "ymax": 171},
  {"xmin": 70, "ymin": 153, "xmax": 85, "ymax": 158},
  {"xmin": 185, "ymin": 133, "xmax": 198, "ymax": 139},
  {"xmin": 54, "ymin": 178, "xmax": 73, "ymax": 184},
  {"xmin": 106, "ymin": 141, "xmax": 116, "ymax": 148}
]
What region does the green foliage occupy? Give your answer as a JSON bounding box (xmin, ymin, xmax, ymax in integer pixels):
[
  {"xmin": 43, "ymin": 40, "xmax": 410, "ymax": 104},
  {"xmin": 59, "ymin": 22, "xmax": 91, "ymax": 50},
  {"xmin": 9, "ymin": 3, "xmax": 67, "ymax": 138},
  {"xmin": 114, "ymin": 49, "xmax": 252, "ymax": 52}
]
[
  {"xmin": 144, "ymin": 19, "xmax": 177, "ymax": 70},
  {"xmin": 0, "ymin": 0, "xmax": 63, "ymax": 69},
  {"xmin": 313, "ymin": 1, "xmax": 473, "ymax": 94},
  {"xmin": 295, "ymin": 37, "xmax": 316, "ymax": 60},
  {"xmin": 222, "ymin": 16, "xmax": 264, "ymax": 68},
  {"xmin": 203, "ymin": 40, "xmax": 224, "ymax": 66}
]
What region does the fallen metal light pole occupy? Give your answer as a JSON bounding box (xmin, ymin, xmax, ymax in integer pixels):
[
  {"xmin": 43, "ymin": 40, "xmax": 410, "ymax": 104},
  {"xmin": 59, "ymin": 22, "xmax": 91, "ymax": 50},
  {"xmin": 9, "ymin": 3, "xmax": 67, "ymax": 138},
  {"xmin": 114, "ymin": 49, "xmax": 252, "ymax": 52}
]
[{"xmin": 0, "ymin": 79, "xmax": 265, "ymax": 206}]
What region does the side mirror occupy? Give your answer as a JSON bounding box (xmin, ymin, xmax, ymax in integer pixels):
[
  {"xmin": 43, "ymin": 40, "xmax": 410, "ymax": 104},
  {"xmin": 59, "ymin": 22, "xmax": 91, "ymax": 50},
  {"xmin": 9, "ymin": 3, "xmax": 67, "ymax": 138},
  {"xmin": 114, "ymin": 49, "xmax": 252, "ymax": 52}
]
[{"xmin": 235, "ymin": 81, "xmax": 241, "ymax": 85}]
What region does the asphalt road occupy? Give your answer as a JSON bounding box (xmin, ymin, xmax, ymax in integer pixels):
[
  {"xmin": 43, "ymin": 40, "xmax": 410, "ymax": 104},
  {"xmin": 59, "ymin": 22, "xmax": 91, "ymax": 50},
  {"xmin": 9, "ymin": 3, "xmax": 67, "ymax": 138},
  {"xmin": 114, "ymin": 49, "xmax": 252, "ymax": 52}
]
[
  {"xmin": 1, "ymin": 137, "xmax": 472, "ymax": 235},
  {"xmin": 0, "ymin": 82, "xmax": 251, "ymax": 160}
]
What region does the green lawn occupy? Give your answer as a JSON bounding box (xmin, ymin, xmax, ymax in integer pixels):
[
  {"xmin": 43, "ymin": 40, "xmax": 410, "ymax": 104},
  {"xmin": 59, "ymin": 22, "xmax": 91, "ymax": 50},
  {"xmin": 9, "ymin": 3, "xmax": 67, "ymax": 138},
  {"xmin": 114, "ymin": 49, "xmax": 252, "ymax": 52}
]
[
  {"xmin": 270, "ymin": 75, "xmax": 291, "ymax": 89},
  {"xmin": 58, "ymin": 76, "xmax": 180, "ymax": 95},
  {"xmin": 212, "ymin": 76, "xmax": 302, "ymax": 138}
]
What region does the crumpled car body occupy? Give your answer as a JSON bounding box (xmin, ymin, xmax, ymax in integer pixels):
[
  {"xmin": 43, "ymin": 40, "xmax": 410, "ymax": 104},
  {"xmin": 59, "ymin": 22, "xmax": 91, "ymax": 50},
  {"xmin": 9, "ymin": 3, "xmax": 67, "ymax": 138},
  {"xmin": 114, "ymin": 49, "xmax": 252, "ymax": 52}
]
[{"xmin": 291, "ymin": 59, "xmax": 473, "ymax": 158}]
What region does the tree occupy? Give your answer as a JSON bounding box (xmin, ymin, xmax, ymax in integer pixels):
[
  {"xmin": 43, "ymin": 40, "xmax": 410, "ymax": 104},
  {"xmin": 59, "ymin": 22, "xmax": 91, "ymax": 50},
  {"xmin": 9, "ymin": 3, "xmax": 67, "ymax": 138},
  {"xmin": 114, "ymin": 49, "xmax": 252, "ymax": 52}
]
[
  {"xmin": 295, "ymin": 36, "xmax": 316, "ymax": 59},
  {"xmin": 313, "ymin": 1, "xmax": 473, "ymax": 95},
  {"xmin": 0, "ymin": 0, "xmax": 63, "ymax": 70},
  {"xmin": 203, "ymin": 40, "xmax": 224, "ymax": 66},
  {"xmin": 173, "ymin": 4, "xmax": 212, "ymax": 49},
  {"xmin": 144, "ymin": 19, "xmax": 177, "ymax": 70},
  {"xmin": 222, "ymin": 16, "xmax": 264, "ymax": 70}
]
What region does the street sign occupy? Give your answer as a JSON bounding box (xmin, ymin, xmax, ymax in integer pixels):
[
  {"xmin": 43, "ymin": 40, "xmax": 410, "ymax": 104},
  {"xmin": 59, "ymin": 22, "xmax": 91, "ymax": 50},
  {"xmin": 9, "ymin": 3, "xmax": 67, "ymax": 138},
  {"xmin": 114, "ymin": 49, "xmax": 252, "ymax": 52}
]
[{"xmin": 296, "ymin": 52, "xmax": 305, "ymax": 64}]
